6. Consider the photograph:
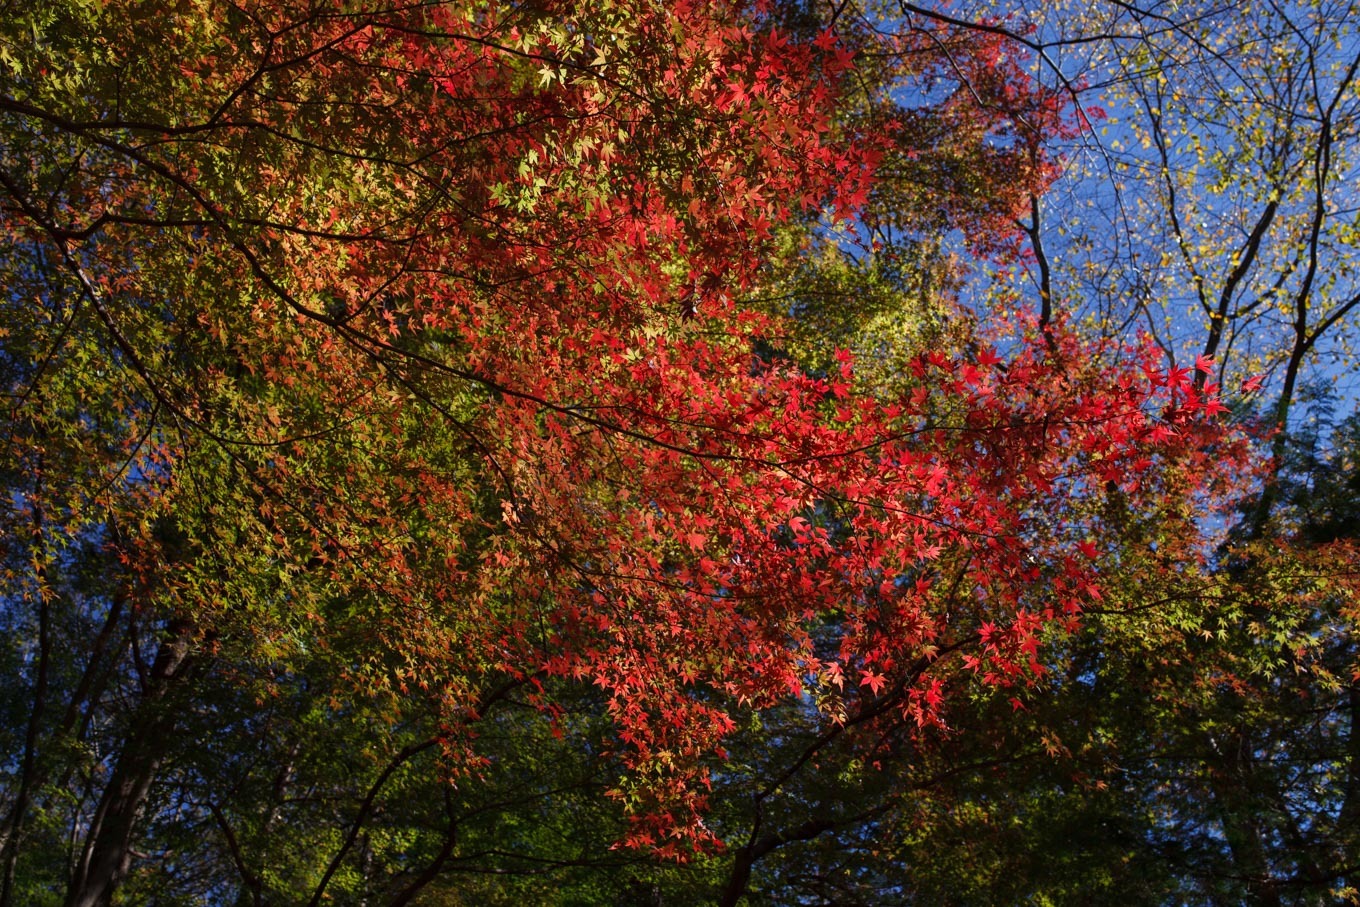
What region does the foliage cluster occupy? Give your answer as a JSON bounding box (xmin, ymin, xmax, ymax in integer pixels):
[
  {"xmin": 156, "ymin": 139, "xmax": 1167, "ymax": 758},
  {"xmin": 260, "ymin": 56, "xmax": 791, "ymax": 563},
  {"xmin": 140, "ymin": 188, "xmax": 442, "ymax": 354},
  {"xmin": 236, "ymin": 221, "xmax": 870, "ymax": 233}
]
[{"xmin": 1, "ymin": 0, "xmax": 1357, "ymax": 904}]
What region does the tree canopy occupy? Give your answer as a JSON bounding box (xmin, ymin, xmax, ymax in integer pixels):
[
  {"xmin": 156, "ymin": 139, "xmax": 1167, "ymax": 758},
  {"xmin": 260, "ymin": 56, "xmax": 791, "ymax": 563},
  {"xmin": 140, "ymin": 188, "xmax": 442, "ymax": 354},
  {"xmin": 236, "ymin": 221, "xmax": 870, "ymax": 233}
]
[{"xmin": 1, "ymin": 0, "xmax": 1357, "ymax": 904}]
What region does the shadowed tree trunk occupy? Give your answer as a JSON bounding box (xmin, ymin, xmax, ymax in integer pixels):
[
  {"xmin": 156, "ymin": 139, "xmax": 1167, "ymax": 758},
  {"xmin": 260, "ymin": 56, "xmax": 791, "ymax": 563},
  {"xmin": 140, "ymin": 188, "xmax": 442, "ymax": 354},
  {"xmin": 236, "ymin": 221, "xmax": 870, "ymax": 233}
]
[{"xmin": 65, "ymin": 621, "xmax": 195, "ymax": 907}]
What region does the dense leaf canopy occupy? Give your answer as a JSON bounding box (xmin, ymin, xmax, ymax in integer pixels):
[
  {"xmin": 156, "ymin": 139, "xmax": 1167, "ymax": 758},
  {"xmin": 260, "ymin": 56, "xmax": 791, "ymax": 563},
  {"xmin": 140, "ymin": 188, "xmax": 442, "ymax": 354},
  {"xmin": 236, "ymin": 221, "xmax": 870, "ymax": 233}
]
[{"xmin": 1, "ymin": 0, "xmax": 1356, "ymax": 904}]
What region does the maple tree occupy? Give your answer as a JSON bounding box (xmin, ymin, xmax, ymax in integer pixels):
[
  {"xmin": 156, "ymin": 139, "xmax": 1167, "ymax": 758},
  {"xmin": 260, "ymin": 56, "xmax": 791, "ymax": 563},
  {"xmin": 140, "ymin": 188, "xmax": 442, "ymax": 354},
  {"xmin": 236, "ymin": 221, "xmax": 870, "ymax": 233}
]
[
  {"xmin": 798, "ymin": 1, "xmax": 1360, "ymax": 903},
  {"xmin": 0, "ymin": 0, "xmax": 1251, "ymax": 903},
  {"xmin": 835, "ymin": 422, "xmax": 1358, "ymax": 907}
]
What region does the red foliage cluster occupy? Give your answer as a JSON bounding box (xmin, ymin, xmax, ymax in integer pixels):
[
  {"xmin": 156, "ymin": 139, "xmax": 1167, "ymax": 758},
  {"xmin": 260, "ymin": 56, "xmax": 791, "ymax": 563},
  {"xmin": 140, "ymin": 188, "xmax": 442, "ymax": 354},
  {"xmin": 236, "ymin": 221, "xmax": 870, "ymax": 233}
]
[{"xmin": 2, "ymin": 0, "xmax": 1245, "ymax": 856}]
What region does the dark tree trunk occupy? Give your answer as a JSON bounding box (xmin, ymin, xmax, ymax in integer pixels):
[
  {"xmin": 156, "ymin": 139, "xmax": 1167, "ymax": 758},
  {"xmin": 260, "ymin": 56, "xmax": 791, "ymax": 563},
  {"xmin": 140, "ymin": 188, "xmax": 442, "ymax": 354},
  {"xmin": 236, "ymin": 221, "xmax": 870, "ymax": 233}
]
[{"xmin": 65, "ymin": 621, "xmax": 194, "ymax": 907}]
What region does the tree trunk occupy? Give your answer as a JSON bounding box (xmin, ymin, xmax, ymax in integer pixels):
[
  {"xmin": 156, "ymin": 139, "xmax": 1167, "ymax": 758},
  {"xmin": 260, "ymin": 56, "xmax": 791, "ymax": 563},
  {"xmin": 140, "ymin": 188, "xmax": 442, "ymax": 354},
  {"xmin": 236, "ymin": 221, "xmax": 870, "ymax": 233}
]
[{"xmin": 65, "ymin": 621, "xmax": 194, "ymax": 907}]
